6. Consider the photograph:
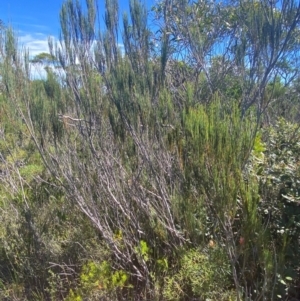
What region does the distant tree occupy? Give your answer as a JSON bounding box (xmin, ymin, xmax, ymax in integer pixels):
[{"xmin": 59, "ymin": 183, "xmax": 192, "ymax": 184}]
[{"xmin": 30, "ymin": 52, "xmax": 57, "ymax": 65}]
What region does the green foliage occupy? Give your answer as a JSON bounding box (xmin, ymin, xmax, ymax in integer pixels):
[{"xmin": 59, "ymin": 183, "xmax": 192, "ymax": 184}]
[
  {"xmin": 252, "ymin": 118, "xmax": 300, "ymax": 299},
  {"xmin": 30, "ymin": 52, "xmax": 57, "ymax": 65},
  {"xmin": 179, "ymin": 98, "xmax": 256, "ymax": 229},
  {"xmin": 134, "ymin": 240, "xmax": 150, "ymax": 263},
  {"xmin": 163, "ymin": 248, "xmax": 233, "ymax": 300},
  {"xmin": 253, "ymin": 132, "xmax": 266, "ymax": 158},
  {"xmin": 65, "ymin": 261, "xmax": 130, "ymax": 300}
]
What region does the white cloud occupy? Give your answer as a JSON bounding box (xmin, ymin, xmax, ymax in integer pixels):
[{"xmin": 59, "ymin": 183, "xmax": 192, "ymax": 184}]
[
  {"xmin": 118, "ymin": 43, "xmax": 125, "ymax": 54},
  {"xmin": 18, "ymin": 33, "xmax": 52, "ymax": 57},
  {"xmin": 17, "ymin": 32, "xmax": 125, "ymax": 59},
  {"xmin": 29, "ymin": 64, "xmax": 48, "ymax": 80},
  {"xmin": 17, "ymin": 33, "xmax": 57, "ymax": 79}
]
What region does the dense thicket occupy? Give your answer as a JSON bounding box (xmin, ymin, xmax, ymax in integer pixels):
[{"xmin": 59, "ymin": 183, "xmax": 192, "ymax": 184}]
[{"xmin": 0, "ymin": 0, "xmax": 300, "ymax": 300}]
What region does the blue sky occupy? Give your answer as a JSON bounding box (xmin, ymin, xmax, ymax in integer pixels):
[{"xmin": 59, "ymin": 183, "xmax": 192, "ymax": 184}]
[{"xmin": 0, "ymin": 0, "xmax": 155, "ymax": 57}]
